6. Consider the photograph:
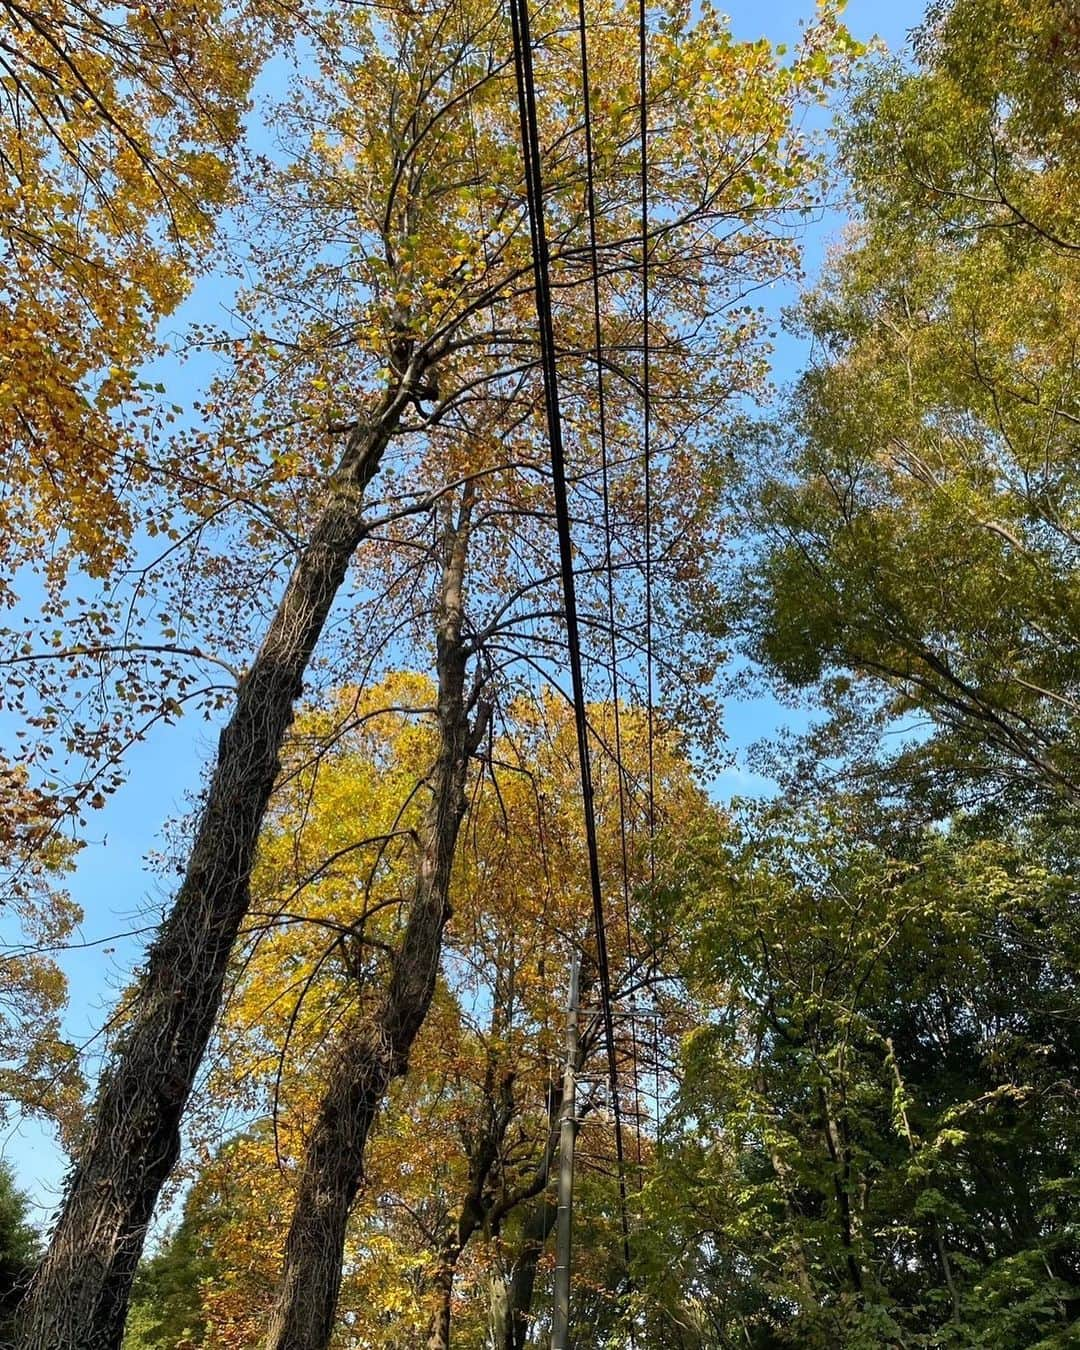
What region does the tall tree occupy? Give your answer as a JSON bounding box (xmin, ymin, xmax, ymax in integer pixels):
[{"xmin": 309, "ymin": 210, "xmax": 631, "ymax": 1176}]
[
  {"xmin": 133, "ymin": 691, "xmax": 710, "ymax": 1349},
  {"xmin": 0, "ymin": 1163, "xmax": 39, "ymax": 1342},
  {"xmin": 17, "ymin": 0, "xmax": 854, "ymax": 1343},
  {"xmin": 672, "ymin": 10, "xmax": 1080, "ymax": 1343},
  {"xmin": 262, "ymin": 482, "xmax": 489, "ymax": 1350},
  {"xmin": 731, "ymin": 0, "xmax": 1080, "ymax": 815},
  {"xmin": 658, "ymin": 796, "xmax": 1080, "ymax": 1346}
]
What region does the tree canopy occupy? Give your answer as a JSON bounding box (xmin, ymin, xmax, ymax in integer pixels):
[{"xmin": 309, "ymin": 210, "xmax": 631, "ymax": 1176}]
[{"xmin": 2, "ymin": 0, "xmax": 1078, "ymax": 1347}]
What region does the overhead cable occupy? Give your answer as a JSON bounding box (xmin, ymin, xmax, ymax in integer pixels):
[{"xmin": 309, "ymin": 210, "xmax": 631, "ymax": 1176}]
[{"xmin": 506, "ymin": 0, "xmax": 633, "ymax": 1276}]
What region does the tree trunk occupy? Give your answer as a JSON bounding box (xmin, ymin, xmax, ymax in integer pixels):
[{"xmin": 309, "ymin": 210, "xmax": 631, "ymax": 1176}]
[
  {"xmin": 423, "ymin": 1057, "xmax": 515, "ymax": 1350},
  {"xmin": 426, "ymin": 1262, "xmax": 455, "ymax": 1350},
  {"xmin": 820, "ymin": 1086, "xmax": 863, "ymax": 1294},
  {"xmin": 488, "ymin": 1268, "xmax": 511, "ymax": 1350},
  {"xmin": 263, "ymin": 488, "xmax": 485, "ymax": 1350},
  {"xmin": 493, "ymin": 1196, "xmax": 557, "ymax": 1350},
  {"xmin": 15, "ymin": 383, "xmax": 417, "ymax": 1350}
]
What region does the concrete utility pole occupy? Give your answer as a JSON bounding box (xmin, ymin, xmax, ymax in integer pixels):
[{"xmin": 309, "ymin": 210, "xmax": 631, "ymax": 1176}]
[{"xmin": 551, "ymin": 953, "xmax": 581, "ymax": 1350}]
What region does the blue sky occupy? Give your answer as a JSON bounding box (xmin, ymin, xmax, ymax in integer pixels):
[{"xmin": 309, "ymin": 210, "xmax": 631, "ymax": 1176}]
[{"xmin": 2, "ymin": 0, "xmax": 928, "ymax": 1221}]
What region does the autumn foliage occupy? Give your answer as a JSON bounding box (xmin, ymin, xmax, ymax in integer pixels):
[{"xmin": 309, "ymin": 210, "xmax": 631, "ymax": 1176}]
[{"xmin": 2, "ymin": 0, "xmax": 1078, "ymax": 1348}]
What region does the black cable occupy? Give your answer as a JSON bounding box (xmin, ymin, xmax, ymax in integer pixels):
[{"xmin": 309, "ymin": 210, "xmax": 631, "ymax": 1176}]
[
  {"xmin": 639, "ymin": 0, "xmax": 656, "ymax": 867},
  {"xmin": 506, "ymin": 0, "xmax": 633, "ymax": 1280},
  {"xmin": 639, "ymin": 0, "xmax": 664, "ymax": 1192},
  {"xmin": 575, "ymin": 0, "xmax": 631, "ymax": 929},
  {"xmin": 575, "ymin": 0, "xmax": 645, "ymax": 1203}
]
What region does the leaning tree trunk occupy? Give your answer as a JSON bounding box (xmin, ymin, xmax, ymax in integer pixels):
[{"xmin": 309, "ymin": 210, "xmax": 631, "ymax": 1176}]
[
  {"xmin": 263, "ymin": 487, "xmax": 486, "ymax": 1350},
  {"xmin": 16, "ymin": 373, "xmax": 427, "ymax": 1350},
  {"xmin": 485, "ymin": 982, "xmax": 597, "ymax": 1350},
  {"xmin": 491, "ymin": 1196, "xmax": 558, "ymax": 1350},
  {"xmin": 425, "ymin": 1053, "xmax": 517, "ymax": 1350}
]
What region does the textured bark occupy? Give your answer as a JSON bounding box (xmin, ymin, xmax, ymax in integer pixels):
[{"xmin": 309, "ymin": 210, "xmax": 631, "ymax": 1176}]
[
  {"xmin": 263, "ymin": 488, "xmax": 485, "ymax": 1350},
  {"xmin": 16, "ymin": 383, "xmax": 419, "ymax": 1350},
  {"xmin": 423, "ymin": 1057, "xmax": 517, "ymax": 1350},
  {"xmin": 493, "ymin": 1196, "xmax": 558, "ymax": 1350},
  {"xmin": 486, "ymin": 989, "xmax": 595, "ymax": 1350},
  {"xmin": 488, "ymin": 1269, "xmax": 511, "ymax": 1350},
  {"xmin": 426, "ymin": 1264, "xmax": 455, "ymax": 1350}
]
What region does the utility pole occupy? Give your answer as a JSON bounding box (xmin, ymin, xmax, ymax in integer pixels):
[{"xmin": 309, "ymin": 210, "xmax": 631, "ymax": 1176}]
[{"xmin": 551, "ymin": 952, "xmax": 580, "ymax": 1350}]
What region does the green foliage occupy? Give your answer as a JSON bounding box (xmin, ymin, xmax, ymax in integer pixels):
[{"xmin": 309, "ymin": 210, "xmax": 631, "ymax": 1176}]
[
  {"xmin": 732, "ymin": 0, "xmax": 1080, "ymax": 813},
  {"xmin": 0, "ymin": 1163, "xmax": 40, "ymax": 1340},
  {"xmin": 677, "ymin": 10, "xmax": 1080, "ymax": 1339},
  {"xmin": 646, "ymin": 801, "xmax": 1080, "ymax": 1346},
  {"xmin": 122, "ymin": 1137, "xmax": 244, "ymax": 1350},
  {"xmin": 16, "ymin": 4, "xmax": 1080, "ymax": 1349},
  {"xmin": 124, "ymin": 1217, "xmax": 215, "ymax": 1350}
]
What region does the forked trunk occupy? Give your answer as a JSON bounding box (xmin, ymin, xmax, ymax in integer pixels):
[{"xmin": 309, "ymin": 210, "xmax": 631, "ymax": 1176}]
[
  {"xmin": 492, "ymin": 1197, "xmax": 558, "ymax": 1350},
  {"xmin": 423, "ymin": 1053, "xmax": 517, "ymax": 1350},
  {"xmin": 488, "ymin": 981, "xmax": 594, "ymax": 1350},
  {"xmin": 263, "ymin": 488, "xmax": 484, "ymax": 1350},
  {"xmin": 15, "ymin": 389, "xmax": 414, "ymax": 1350}
]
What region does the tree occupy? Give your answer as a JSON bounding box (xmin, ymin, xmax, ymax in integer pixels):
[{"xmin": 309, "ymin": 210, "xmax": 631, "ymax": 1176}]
[
  {"xmin": 655, "ymin": 796, "xmax": 1080, "ymax": 1346},
  {"xmin": 18, "ymin": 0, "xmax": 855, "ymax": 1342},
  {"xmin": 262, "ymin": 483, "xmax": 489, "ymax": 1350},
  {"xmin": 731, "ymin": 0, "xmax": 1080, "ymax": 817},
  {"xmin": 0, "ymin": 1163, "xmax": 39, "ymax": 1341},
  {"xmin": 0, "ymin": 0, "xmax": 274, "ymax": 583},
  {"xmin": 673, "ymin": 12, "xmax": 1080, "ymax": 1340},
  {"xmin": 157, "ymin": 686, "xmax": 712, "ymax": 1349}
]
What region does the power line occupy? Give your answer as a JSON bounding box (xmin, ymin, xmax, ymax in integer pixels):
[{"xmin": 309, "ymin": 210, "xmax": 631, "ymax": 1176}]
[
  {"xmin": 639, "ymin": 0, "xmax": 664, "ymax": 1173},
  {"xmin": 574, "ymin": 0, "xmax": 632, "ymax": 952},
  {"xmin": 639, "ymin": 0, "xmax": 656, "ymax": 866},
  {"xmin": 574, "ymin": 0, "xmax": 645, "ymax": 1196},
  {"xmin": 506, "ymin": 0, "xmax": 633, "ymax": 1288}
]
